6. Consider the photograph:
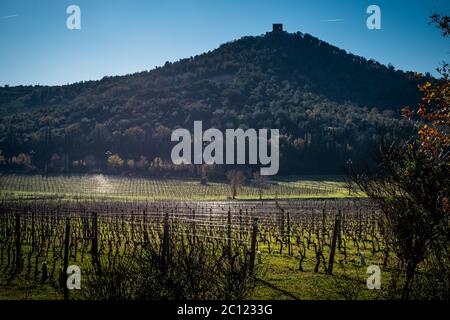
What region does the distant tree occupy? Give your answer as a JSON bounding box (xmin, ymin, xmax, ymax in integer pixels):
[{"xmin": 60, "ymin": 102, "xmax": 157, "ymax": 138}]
[
  {"xmin": 253, "ymin": 172, "xmax": 268, "ymax": 200},
  {"xmin": 127, "ymin": 159, "xmax": 135, "ymax": 170},
  {"xmin": 107, "ymin": 154, "xmax": 124, "ymax": 170},
  {"xmin": 227, "ymin": 170, "xmax": 245, "ymax": 200},
  {"xmin": 150, "ymin": 157, "xmax": 164, "ymax": 174},
  {"xmin": 136, "ymin": 156, "xmax": 148, "ymax": 171},
  {"xmin": 123, "ymin": 126, "xmax": 145, "ymax": 155},
  {"xmin": 430, "ymin": 13, "xmax": 450, "ymax": 36},
  {"xmin": 12, "ymin": 153, "xmax": 32, "ymax": 169},
  {"xmin": 49, "ymin": 153, "xmax": 61, "ymax": 171},
  {"xmin": 50, "ymin": 153, "xmax": 61, "ymax": 162},
  {"xmin": 93, "ymin": 123, "xmax": 111, "ymax": 167},
  {"xmin": 200, "ymin": 164, "xmax": 208, "ymax": 185},
  {"xmin": 83, "ymin": 155, "xmax": 97, "ymax": 169}
]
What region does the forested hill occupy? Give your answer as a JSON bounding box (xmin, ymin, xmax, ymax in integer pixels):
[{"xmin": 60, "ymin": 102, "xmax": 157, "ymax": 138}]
[{"xmin": 0, "ymin": 30, "xmax": 425, "ymax": 175}]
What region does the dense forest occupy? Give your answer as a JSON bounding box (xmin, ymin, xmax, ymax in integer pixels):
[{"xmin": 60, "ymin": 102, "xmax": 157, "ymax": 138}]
[{"xmin": 0, "ymin": 30, "xmax": 427, "ymax": 176}]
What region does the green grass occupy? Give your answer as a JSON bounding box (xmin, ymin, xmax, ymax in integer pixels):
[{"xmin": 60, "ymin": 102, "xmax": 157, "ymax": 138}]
[
  {"xmin": 0, "ymin": 235, "xmax": 389, "ymax": 300},
  {"xmin": 0, "ymin": 250, "xmax": 389, "ymax": 300},
  {"xmin": 0, "ymin": 277, "xmax": 60, "ymax": 300},
  {"xmin": 0, "ymin": 174, "xmax": 364, "ymax": 201},
  {"xmin": 251, "ymin": 248, "xmax": 388, "ymax": 300}
]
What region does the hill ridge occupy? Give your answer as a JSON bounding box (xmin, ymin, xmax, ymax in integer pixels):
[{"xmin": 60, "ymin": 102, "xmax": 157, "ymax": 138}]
[{"xmin": 0, "ymin": 30, "xmax": 421, "ymax": 174}]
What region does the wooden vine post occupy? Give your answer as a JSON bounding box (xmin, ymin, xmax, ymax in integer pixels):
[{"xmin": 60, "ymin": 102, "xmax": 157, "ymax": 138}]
[
  {"xmin": 63, "ymin": 217, "xmax": 70, "ymax": 300},
  {"xmin": 327, "ymin": 210, "xmax": 341, "ymax": 274},
  {"xmin": 161, "ymin": 211, "xmax": 170, "ymax": 273},
  {"xmin": 321, "ymin": 208, "xmax": 326, "ymax": 244},
  {"xmin": 287, "ymin": 212, "xmax": 291, "ymax": 256},
  {"xmin": 12, "ymin": 212, "xmax": 22, "ymax": 278},
  {"xmin": 249, "ymin": 218, "xmax": 259, "ymax": 275},
  {"xmin": 227, "ymin": 210, "xmax": 232, "ymax": 259},
  {"xmin": 91, "ymin": 212, "xmax": 101, "ymax": 274}
]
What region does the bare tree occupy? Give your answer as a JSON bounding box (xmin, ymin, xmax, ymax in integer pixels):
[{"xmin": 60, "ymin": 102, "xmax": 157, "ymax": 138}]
[
  {"xmin": 354, "ymin": 144, "xmax": 449, "ymax": 299},
  {"xmin": 253, "ymin": 172, "xmax": 268, "ymax": 200},
  {"xmin": 200, "ymin": 164, "xmax": 208, "ymax": 185},
  {"xmin": 227, "ymin": 170, "xmax": 245, "ymax": 200}
]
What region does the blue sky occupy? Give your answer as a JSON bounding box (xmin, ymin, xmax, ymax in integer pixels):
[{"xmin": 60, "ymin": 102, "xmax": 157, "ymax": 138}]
[{"xmin": 0, "ymin": 0, "xmax": 449, "ymax": 86}]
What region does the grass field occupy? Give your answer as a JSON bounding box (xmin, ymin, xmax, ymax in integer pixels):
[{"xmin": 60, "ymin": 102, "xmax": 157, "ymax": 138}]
[
  {"xmin": 0, "ymin": 174, "xmax": 364, "ymax": 201},
  {"xmin": 0, "ymin": 245, "xmax": 389, "ymax": 300}
]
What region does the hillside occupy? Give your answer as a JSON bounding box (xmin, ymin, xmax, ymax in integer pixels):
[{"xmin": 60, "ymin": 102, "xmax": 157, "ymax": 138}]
[{"xmin": 0, "ymin": 30, "xmax": 425, "ymax": 175}]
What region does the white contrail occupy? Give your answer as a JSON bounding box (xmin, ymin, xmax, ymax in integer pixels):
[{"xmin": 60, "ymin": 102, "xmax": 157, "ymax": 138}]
[
  {"xmin": 321, "ymin": 19, "xmax": 344, "ymax": 22},
  {"xmin": 0, "ymin": 14, "xmax": 19, "ymax": 20}
]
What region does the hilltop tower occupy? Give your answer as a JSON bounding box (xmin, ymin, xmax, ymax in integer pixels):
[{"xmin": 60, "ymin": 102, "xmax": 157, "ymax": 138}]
[{"xmin": 272, "ymin": 23, "xmax": 283, "ymax": 32}]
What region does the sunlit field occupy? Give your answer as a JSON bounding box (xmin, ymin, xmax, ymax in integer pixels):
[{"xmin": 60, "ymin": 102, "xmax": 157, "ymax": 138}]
[{"xmin": 0, "ymin": 174, "xmax": 363, "ymax": 201}]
